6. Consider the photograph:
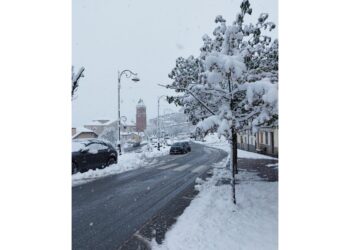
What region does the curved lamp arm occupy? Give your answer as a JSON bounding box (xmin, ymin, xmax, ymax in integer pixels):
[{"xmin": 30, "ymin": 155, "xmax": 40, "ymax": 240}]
[{"xmin": 118, "ymin": 69, "xmax": 139, "ymax": 82}]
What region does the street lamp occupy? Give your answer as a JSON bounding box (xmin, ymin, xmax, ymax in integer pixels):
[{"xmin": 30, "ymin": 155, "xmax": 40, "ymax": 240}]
[
  {"xmin": 157, "ymin": 95, "xmax": 167, "ymax": 151},
  {"xmin": 117, "ymin": 69, "xmax": 140, "ymax": 155}
]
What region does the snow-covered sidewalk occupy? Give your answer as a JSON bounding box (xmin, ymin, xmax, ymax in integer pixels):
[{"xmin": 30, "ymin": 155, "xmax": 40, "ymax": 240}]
[
  {"xmin": 196, "ymin": 133, "xmax": 277, "ymax": 160},
  {"xmin": 72, "ymin": 145, "xmax": 170, "ymax": 186},
  {"xmin": 152, "ymin": 161, "xmax": 278, "ymax": 250},
  {"xmin": 152, "ymin": 134, "xmax": 278, "ymax": 250}
]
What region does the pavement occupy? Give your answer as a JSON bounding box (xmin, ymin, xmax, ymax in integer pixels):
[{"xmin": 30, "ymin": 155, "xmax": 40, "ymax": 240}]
[
  {"xmin": 237, "ymin": 157, "xmax": 278, "ymax": 182},
  {"xmin": 72, "ymin": 142, "xmax": 227, "ymax": 250},
  {"xmin": 122, "ymin": 142, "xmax": 147, "ymax": 153}
]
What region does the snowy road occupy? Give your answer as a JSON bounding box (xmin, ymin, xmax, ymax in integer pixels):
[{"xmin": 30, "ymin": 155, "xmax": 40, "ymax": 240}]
[{"xmin": 72, "ymin": 142, "xmax": 227, "ymax": 250}]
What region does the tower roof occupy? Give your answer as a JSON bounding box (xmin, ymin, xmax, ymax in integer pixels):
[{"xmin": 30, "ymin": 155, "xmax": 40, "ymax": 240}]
[{"xmin": 136, "ymin": 98, "xmax": 146, "ymax": 107}]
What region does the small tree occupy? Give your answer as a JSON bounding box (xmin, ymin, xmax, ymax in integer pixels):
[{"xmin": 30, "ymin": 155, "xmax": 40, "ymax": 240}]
[
  {"xmin": 71, "ymin": 66, "xmax": 85, "ymax": 98},
  {"xmin": 166, "ymin": 0, "xmax": 278, "ymax": 204}
]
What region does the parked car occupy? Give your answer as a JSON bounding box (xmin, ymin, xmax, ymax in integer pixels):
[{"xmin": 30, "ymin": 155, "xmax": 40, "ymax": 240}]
[
  {"xmin": 72, "ymin": 139, "xmax": 118, "ymax": 174},
  {"xmin": 170, "ymin": 142, "xmax": 188, "ymax": 155}
]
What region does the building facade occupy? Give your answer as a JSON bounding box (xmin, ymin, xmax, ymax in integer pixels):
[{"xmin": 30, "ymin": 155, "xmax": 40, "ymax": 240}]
[
  {"xmin": 256, "ymin": 127, "xmax": 279, "ymax": 156},
  {"xmin": 136, "ymin": 99, "xmax": 147, "ymax": 132},
  {"xmin": 237, "ymin": 127, "xmax": 278, "ymax": 157},
  {"xmin": 121, "ymin": 121, "xmax": 136, "ymax": 133}
]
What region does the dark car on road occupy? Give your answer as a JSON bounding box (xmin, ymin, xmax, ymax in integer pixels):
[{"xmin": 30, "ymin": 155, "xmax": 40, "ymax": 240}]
[
  {"xmin": 169, "ymin": 142, "xmax": 190, "ymax": 155},
  {"xmin": 72, "ymin": 139, "xmax": 118, "ymax": 174},
  {"xmin": 182, "ymin": 141, "xmax": 191, "ymax": 152}
]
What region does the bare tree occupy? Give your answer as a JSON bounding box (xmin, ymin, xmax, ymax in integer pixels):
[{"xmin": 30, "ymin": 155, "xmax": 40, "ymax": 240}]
[{"xmin": 72, "ymin": 66, "xmax": 85, "ymax": 98}]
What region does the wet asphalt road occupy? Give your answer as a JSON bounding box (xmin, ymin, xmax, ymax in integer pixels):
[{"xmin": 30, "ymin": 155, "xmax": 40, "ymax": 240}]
[{"xmin": 72, "ymin": 142, "xmax": 227, "ymax": 250}]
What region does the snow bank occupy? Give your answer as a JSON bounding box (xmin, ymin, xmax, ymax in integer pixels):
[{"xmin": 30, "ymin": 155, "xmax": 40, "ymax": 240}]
[
  {"xmin": 72, "ymin": 145, "xmax": 170, "ymax": 186},
  {"xmin": 152, "ymin": 159, "xmax": 278, "ymax": 250},
  {"xmin": 238, "ymin": 149, "xmax": 277, "ymax": 160},
  {"xmin": 196, "ymin": 133, "xmax": 277, "ymax": 159}
]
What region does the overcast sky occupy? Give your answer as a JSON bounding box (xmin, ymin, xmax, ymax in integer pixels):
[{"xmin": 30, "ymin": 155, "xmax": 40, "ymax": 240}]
[{"xmin": 72, "ymin": 0, "xmax": 277, "ymax": 127}]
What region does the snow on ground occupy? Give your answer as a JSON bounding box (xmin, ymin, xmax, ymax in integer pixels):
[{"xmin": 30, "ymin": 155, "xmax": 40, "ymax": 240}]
[
  {"xmin": 72, "ymin": 145, "xmax": 170, "ymax": 186},
  {"xmin": 266, "ymin": 163, "xmax": 278, "ymax": 168},
  {"xmin": 152, "ymin": 158, "xmax": 278, "ymax": 250},
  {"xmin": 238, "ymin": 149, "xmax": 277, "ymax": 160},
  {"xmin": 195, "ymin": 133, "xmax": 277, "ymax": 159}
]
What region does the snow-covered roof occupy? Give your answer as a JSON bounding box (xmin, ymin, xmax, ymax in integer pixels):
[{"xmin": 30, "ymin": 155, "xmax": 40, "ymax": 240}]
[
  {"xmin": 122, "ymin": 121, "xmax": 136, "ymax": 127},
  {"xmin": 72, "ymin": 127, "xmax": 97, "ymax": 139},
  {"xmin": 75, "ymin": 127, "xmax": 93, "ymax": 133},
  {"xmin": 121, "ymin": 132, "xmax": 139, "ymax": 136},
  {"xmin": 85, "ymin": 119, "xmax": 118, "ymax": 126},
  {"xmin": 85, "ymin": 120, "xmax": 104, "ymax": 126},
  {"xmin": 103, "ymin": 119, "xmax": 118, "ymax": 125}
]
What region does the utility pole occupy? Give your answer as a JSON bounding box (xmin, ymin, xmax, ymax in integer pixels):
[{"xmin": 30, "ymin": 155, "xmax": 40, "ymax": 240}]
[{"xmin": 157, "ymin": 95, "xmax": 166, "ymax": 151}]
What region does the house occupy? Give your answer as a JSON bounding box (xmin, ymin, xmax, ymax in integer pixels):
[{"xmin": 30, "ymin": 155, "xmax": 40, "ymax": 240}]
[
  {"xmin": 72, "ymin": 127, "xmax": 98, "ymax": 139},
  {"xmin": 237, "ymin": 126, "xmax": 278, "ymax": 157},
  {"xmin": 237, "ymin": 128, "xmax": 257, "ymax": 152},
  {"xmin": 121, "ymin": 121, "xmax": 137, "ymax": 133},
  {"xmin": 84, "ymin": 119, "xmax": 118, "ymax": 135},
  {"xmin": 121, "ymin": 132, "xmax": 142, "ymax": 143},
  {"xmin": 256, "ymin": 127, "xmax": 278, "ymax": 156}
]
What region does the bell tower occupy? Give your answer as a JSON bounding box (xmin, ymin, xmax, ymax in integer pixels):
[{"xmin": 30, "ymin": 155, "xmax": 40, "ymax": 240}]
[{"xmin": 136, "ymin": 99, "xmax": 146, "ymax": 132}]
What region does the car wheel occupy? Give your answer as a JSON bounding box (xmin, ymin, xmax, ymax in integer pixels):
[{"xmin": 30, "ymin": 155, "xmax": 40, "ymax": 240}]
[
  {"xmin": 107, "ymin": 157, "xmax": 116, "ymax": 166},
  {"xmin": 72, "ymin": 162, "xmax": 79, "ymax": 174}
]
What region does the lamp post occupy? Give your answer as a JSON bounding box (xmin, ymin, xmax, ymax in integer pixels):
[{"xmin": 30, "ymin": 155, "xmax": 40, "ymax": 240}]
[
  {"xmin": 157, "ymin": 95, "xmax": 167, "ymax": 151},
  {"xmin": 117, "ymin": 69, "xmax": 140, "ymax": 155}
]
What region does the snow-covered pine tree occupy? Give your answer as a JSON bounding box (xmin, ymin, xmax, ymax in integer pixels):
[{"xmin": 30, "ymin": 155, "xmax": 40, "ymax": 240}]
[
  {"xmin": 167, "ymin": 56, "xmax": 212, "ymax": 125},
  {"xmin": 166, "ymin": 0, "xmax": 278, "ymax": 204}
]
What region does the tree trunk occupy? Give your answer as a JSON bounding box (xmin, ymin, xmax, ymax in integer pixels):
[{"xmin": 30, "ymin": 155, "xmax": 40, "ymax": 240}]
[
  {"xmin": 233, "ymin": 132, "xmax": 238, "ymax": 174},
  {"xmin": 231, "ymin": 127, "xmax": 237, "ymax": 204}
]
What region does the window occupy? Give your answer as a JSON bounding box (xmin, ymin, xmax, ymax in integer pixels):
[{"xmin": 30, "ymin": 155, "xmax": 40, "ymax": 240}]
[
  {"xmin": 87, "ymin": 143, "xmax": 108, "ymax": 154},
  {"xmin": 265, "ymin": 132, "xmax": 269, "ymax": 145}
]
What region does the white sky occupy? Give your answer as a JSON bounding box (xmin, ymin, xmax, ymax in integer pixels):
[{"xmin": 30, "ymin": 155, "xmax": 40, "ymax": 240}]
[{"xmin": 72, "ymin": 0, "xmax": 277, "ymax": 127}]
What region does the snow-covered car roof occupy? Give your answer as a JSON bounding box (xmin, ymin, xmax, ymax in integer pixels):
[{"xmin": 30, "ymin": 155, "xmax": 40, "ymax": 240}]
[
  {"xmin": 72, "ymin": 140, "xmax": 89, "ymax": 152},
  {"xmin": 72, "ymin": 139, "xmax": 113, "ymax": 152}
]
